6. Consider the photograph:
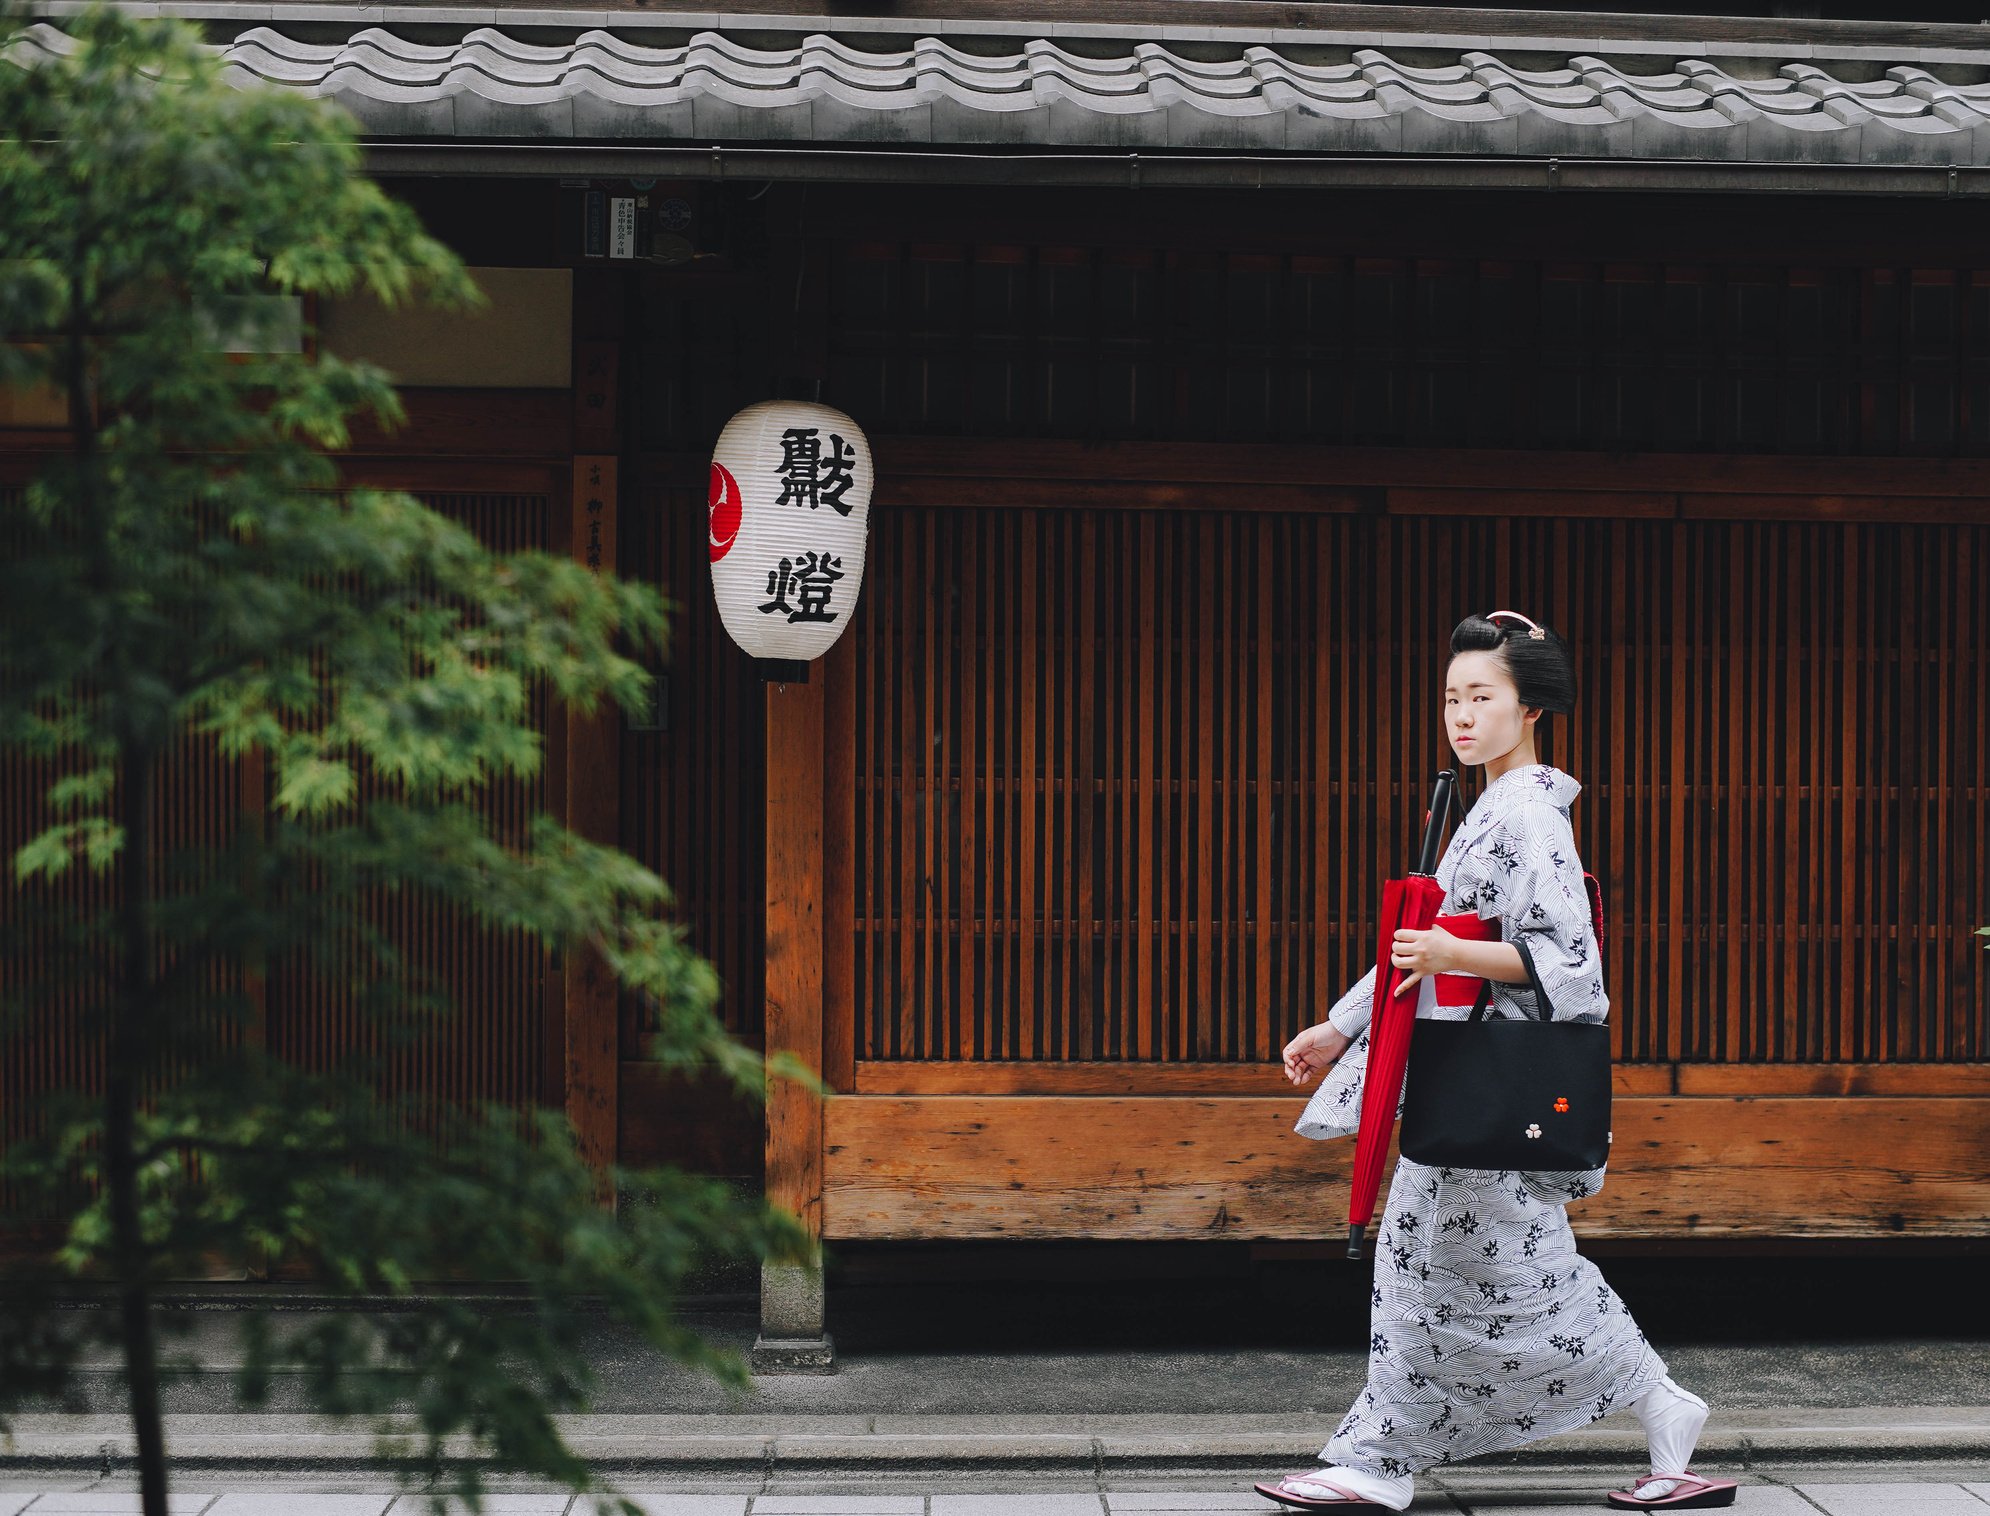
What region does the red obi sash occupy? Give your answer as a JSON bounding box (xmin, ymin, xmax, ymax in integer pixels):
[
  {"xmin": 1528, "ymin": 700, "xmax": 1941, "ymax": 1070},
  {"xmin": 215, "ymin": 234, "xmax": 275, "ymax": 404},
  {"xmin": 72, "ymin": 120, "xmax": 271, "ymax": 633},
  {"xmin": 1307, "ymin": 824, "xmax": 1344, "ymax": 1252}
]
[{"xmin": 1430, "ymin": 910, "xmax": 1501, "ymax": 1008}]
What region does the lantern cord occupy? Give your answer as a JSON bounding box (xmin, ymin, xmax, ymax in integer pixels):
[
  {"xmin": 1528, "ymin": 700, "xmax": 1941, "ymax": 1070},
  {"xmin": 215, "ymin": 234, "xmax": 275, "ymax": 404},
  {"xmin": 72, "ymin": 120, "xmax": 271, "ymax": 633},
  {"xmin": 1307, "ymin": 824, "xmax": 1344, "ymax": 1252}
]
[
  {"xmin": 792, "ymin": 184, "xmax": 809, "ymax": 325},
  {"xmin": 790, "ymin": 184, "xmax": 812, "ymax": 399}
]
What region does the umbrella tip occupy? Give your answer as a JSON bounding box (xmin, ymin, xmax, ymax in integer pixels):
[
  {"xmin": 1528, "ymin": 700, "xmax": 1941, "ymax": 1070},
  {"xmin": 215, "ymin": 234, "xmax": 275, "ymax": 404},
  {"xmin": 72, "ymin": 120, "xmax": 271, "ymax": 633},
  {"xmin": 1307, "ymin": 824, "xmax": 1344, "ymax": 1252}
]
[{"xmin": 1345, "ymin": 1223, "xmax": 1366, "ymax": 1260}]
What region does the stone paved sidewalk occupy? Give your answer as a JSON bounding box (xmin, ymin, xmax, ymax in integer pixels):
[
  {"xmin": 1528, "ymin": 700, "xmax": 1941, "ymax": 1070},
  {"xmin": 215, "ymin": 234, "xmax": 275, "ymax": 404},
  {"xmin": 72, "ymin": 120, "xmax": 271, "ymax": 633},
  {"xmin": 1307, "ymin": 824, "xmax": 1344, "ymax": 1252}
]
[
  {"xmin": 6, "ymin": 1408, "xmax": 1986, "ymax": 1473},
  {"xmin": 6, "ymin": 1472, "xmax": 1990, "ymax": 1516}
]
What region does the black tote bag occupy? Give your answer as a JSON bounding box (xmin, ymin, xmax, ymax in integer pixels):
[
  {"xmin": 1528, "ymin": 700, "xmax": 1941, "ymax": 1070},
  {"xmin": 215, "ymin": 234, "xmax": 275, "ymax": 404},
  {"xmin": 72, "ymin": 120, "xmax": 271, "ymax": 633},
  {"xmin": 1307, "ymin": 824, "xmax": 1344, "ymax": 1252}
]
[{"xmin": 1397, "ymin": 934, "xmax": 1612, "ymax": 1171}]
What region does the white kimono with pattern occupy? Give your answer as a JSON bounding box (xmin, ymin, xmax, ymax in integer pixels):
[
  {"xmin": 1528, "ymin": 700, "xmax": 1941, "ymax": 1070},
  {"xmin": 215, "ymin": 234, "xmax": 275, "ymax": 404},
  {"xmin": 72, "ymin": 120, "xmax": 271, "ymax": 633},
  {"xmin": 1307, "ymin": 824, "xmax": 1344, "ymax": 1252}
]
[{"xmin": 1293, "ymin": 762, "xmax": 1666, "ymax": 1479}]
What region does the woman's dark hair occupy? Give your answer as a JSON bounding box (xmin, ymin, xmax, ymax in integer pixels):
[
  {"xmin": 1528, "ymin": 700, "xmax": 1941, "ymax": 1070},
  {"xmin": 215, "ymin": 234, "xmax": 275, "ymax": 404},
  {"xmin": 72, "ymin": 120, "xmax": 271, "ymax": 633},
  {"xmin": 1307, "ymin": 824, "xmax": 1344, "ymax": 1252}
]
[{"xmin": 1449, "ymin": 613, "xmax": 1577, "ymax": 716}]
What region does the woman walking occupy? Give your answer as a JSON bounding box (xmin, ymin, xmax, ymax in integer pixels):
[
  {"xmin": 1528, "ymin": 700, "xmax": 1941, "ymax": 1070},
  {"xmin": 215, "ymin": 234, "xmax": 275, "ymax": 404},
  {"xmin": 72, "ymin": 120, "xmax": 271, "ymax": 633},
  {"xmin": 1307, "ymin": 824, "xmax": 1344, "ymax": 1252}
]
[{"xmin": 1255, "ymin": 611, "xmax": 1738, "ymax": 1512}]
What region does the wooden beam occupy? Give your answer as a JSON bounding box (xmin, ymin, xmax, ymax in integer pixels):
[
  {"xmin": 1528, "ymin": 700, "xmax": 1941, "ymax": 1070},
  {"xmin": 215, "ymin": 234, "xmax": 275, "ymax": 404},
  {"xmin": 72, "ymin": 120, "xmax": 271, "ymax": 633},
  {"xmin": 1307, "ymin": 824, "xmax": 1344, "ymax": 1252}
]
[
  {"xmin": 850, "ymin": 1060, "xmax": 1990, "ymax": 1097},
  {"xmin": 1390, "ymin": 488, "xmax": 1674, "ymax": 519},
  {"xmin": 820, "ymin": 1093, "xmax": 1990, "ymax": 1241},
  {"xmin": 639, "ymin": 439, "xmax": 1990, "ymax": 519},
  {"xmin": 1678, "ymin": 492, "xmax": 1990, "ymax": 526},
  {"xmin": 564, "ymin": 454, "xmax": 621, "ymax": 1177},
  {"xmin": 879, "ymin": 477, "xmax": 1373, "ymax": 515},
  {"xmin": 765, "ymin": 671, "xmax": 827, "ymax": 1237},
  {"xmin": 777, "ymin": 182, "xmax": 1990, "ymax": 267},
  {"xmin": 867, "ymin": 438, "xmax": 1990, "ymax": 496}
]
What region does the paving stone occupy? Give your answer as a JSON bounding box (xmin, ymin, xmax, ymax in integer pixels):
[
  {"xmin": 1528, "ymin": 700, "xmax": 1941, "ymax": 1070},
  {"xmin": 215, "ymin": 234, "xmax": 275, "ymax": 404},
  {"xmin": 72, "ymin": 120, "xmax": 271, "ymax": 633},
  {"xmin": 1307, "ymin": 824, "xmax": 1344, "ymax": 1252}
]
[
  {"xmin": 751, "ymin": 1504, "xmax": 925, "ymax": 1515},
  {"xmin": 207, "ymin": 1498, "xmax": 395, "ymax": 1516},
  {"xmin": 596, "ymin": 1501, "xmax": 748, "ymax": 1516},
  {"xmin": 930, "ymin": 1500, "xmax": 1105, "ymax": 1516},
  {"xmin": 1441, "ymin": 1480, "xmax": 1813, "ymax": 1514},
  {"xmin": 1799, "ymin": 1483, "xmax": 1981, "ymax": 1500},
  {"xmin": 1794, "ymin": 1486, "xmax": 1987, "ymax": 1516},
  {"xmin": 27, "ymin": 1500, "xmax": 218, "ymax": 1516},
  {"xmin": 1104, "ymin": 1499, "xmax": 1266, "ymax": 1510}
]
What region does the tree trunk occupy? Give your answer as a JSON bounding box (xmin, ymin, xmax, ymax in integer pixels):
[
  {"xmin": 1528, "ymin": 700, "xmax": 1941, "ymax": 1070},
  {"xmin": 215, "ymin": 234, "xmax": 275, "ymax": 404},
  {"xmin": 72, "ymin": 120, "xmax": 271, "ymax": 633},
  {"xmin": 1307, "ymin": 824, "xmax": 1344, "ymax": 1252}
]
[
  {"xmin": 108, "ymin": 742, "xmax": 169, "ymax": 1516},
  {"xmin": 68, "ymin": 258, "xmax": 172, "ymax": 1516}
]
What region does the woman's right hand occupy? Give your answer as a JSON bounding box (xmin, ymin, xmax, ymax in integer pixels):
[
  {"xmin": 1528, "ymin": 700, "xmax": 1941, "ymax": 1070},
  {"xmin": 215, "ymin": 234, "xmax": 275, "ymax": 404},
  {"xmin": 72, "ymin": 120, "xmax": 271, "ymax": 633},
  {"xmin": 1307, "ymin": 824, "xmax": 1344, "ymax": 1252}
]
[{"xmin": 1281, "ymin": 1022, "xmax": 1352, "ymax": 1086}]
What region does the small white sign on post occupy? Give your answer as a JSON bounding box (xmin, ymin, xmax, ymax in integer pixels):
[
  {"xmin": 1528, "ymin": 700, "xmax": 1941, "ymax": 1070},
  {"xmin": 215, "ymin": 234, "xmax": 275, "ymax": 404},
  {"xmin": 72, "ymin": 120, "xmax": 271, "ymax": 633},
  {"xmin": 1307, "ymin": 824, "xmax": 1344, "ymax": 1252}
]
[
  {"xmin": 708, "ymin": 400, "xmax": 872, "ymax": 665},
  {"xmin": 609, "ymin": 198, "xmax": 636, "ymax": 260}
]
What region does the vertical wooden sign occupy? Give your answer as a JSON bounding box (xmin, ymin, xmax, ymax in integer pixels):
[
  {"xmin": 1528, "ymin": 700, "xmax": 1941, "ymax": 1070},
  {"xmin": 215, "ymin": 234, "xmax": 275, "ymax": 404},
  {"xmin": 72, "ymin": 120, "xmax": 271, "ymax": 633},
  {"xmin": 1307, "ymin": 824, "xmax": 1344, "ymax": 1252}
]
[
  {"xmin": 566, "ymin": 452, "xmax": 620, "ymax": 1183},
  {"xmin": 573, "ymin": 455, "xmax": 618, "ymax": 578},
  {"xmin": 573, "ymin": 342, "xmax": 619, "ymax": 454}
]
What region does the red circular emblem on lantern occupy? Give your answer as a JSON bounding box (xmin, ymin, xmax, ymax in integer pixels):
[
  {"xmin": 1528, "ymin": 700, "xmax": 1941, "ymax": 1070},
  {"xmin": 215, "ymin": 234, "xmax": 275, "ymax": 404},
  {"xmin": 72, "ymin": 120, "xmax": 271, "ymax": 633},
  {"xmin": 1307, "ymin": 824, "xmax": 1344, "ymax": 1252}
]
[{"xmin": 708, "ymin": 462, "xmax": 743, "ymax": 563}]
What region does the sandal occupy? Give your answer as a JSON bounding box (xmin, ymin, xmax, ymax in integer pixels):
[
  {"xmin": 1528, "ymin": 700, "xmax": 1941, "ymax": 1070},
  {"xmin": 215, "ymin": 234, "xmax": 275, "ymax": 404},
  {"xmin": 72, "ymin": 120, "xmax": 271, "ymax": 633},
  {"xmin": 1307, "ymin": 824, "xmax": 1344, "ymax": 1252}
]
[
  {"xmin": 1605, "ymin": 1470, "xmax": 1740, "ymax": 1509},
  {"xmin": 1252, "ymin": 1472, "xmax": 1390, "ymax": 1509}
]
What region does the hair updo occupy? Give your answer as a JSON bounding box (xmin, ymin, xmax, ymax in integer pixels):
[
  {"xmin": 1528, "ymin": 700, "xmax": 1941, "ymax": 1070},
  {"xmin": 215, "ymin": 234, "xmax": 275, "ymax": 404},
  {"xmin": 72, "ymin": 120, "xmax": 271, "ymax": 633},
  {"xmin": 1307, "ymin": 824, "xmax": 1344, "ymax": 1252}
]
[{"xmin": 1449, "ymin": 612, "xmax": 1577, "ymax": 716}]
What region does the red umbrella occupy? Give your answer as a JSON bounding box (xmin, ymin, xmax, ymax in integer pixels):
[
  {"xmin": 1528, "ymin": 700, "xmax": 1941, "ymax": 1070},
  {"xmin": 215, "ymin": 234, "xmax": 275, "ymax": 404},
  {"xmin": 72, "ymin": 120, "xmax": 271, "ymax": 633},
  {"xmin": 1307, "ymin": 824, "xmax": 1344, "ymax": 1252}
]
[{"xmin": 1344, "ymin": 768, "xmax": 1500, "ymax": 1259}]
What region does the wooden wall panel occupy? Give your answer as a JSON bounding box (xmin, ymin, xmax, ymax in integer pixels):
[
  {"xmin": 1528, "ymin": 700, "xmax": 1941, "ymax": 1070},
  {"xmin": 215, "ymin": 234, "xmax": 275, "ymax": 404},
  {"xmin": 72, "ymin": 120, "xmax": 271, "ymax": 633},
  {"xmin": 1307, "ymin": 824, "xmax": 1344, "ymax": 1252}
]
[
  {"xmin": 850, "ymin": 505, "xmax": 1990, "ymax": 1071},
  {"xmin": 265, "ymin": 491, "xmax": 557, "ymax": 1119},
  {"xmin": 821, "ymin": 1093, "xmax": 1990, "ymax": 1241},
  {"xmin": 616, "ymin": 484, "xmax": 766, "ymax": 1057},
  {"xmin": 647, "ymin": 245, "xmax": 1990, "ymax": 460},
  {"xmin": 1, "ymin": 459, "xmax": 772, "ymax": 1198}
]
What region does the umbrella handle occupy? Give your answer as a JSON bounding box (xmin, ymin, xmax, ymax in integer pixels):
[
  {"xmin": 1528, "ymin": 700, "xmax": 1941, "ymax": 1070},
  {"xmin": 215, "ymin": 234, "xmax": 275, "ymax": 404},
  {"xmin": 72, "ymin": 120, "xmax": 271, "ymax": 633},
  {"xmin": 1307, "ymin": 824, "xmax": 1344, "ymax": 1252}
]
[
  {"xmin": 1346, "ymin": 1222, "xmax": 1367, "ymax": 1260},
  {"xmin": 1415, "ymin": 769, "xmax": 1458, "ymax": 876}
]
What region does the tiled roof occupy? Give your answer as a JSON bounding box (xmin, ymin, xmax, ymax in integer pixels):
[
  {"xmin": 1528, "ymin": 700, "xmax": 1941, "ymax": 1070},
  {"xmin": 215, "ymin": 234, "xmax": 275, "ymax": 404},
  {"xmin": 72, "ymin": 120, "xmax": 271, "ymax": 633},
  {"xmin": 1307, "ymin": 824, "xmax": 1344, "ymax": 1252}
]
[{"xmin": 12, "ymin": 13, "xmax": 1990, "ymax": 164}]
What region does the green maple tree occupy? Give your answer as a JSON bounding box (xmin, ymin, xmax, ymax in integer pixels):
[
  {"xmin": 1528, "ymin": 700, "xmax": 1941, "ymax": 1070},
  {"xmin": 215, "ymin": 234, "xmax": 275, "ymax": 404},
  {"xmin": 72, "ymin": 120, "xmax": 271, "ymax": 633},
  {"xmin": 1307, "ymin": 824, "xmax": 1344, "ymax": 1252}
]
[{"xmin": 0, "ymin": 9, "xmax": 815, "ymax": 1513}]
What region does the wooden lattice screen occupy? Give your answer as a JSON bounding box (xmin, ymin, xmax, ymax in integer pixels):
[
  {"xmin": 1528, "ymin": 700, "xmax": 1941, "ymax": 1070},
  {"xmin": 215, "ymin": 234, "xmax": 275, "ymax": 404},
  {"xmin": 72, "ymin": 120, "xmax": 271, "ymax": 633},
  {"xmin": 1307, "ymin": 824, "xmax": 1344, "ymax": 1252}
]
[
  {"xmin": 618, "ymin": 485, "xmax": 766, "ymax": 1054},
  {"xmin": 1, "ymin": 489, "xmax": 562, "ymax": 1225},
  {"xmin": 265, "ymin": 491, "xmax": 559, "ymax": 1111},
  {"xmin": 850, "ymin": 504, "xmax": 1989, "ymax": 1068}
]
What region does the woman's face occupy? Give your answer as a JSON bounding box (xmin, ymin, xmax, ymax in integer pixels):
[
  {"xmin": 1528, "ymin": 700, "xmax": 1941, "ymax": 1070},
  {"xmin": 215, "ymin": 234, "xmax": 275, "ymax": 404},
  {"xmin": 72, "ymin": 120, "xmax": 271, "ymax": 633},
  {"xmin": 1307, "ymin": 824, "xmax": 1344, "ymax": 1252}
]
[{"xmin": 1445, "ymin": 649, "xmax": 1539, "ymax": 766}]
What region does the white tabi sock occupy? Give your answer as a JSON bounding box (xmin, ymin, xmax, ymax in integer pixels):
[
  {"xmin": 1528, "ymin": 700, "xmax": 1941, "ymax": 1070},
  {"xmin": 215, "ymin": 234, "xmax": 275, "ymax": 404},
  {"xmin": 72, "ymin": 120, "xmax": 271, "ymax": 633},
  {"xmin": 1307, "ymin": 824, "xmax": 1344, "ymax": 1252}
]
[
  {"xmin": 1626, "ymin": 1373, "xmax": 1711, "ymax": 1500},
  {"xmin": 1286, "ymin": 1463, "xmax": 1414, "ymax": 1510}
]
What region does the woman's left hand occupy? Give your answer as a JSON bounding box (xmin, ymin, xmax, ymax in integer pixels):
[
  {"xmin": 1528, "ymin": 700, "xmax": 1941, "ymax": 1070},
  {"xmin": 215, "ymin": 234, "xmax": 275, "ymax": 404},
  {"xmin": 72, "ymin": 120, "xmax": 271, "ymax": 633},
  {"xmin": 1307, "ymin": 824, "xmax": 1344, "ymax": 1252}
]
[{"xmin": 1389, "ymin": 925, "xmax": 1457, "ymax": 998}]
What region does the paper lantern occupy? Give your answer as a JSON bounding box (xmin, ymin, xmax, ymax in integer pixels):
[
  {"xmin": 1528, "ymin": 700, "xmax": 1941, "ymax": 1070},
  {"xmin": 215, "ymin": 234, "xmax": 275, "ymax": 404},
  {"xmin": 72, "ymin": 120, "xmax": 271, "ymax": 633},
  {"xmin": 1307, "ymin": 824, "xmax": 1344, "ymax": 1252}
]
[{"xmin": 708, "ymin": 400, "xmax": 873, "ymax": 664}]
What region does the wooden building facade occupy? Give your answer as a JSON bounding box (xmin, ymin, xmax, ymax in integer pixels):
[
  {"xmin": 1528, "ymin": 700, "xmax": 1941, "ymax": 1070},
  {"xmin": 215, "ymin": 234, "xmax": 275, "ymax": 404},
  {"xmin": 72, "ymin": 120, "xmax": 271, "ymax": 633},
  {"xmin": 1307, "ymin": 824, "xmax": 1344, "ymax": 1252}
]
[{"xmin": 6, "ymin": 0, "xmax": 1990, "ymax": 1364}]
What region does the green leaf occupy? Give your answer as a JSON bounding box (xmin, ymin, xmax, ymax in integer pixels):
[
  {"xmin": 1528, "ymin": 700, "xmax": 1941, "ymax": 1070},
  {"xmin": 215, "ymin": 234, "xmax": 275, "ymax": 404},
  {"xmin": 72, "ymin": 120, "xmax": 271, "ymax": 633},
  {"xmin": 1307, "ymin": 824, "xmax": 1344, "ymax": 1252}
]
[{"xmin": 14, "ymin": 818, "xmax": 123, "ymax": 881}]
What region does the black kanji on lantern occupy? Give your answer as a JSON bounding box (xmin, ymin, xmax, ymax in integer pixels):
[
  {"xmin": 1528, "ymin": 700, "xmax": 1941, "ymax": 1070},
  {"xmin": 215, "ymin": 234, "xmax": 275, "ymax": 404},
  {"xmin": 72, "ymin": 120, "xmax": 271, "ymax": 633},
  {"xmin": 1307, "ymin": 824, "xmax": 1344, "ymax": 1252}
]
[
  {"xmin": 758, "ymin": 550, "xmax": 845, "ymax": 624},
  {"xmin": 775, "ymin": 427, "xmax": 858, "ymax": 516}
]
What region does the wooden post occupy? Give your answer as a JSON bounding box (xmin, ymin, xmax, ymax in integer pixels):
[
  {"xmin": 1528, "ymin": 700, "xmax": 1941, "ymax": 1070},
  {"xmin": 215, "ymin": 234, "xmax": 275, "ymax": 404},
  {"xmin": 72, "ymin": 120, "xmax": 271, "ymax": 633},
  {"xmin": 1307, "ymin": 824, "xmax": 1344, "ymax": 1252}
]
[
  {"xmin": 565, "ymin": 453, "xmax": 621, "ymax": 1184},
  {"xmin": 752, "ymin": 665, "xmax": 834, "ymax": 1372},
  {"xmin": 563, "ymin": 268, "xmax": 626, "ymax": 1188}
]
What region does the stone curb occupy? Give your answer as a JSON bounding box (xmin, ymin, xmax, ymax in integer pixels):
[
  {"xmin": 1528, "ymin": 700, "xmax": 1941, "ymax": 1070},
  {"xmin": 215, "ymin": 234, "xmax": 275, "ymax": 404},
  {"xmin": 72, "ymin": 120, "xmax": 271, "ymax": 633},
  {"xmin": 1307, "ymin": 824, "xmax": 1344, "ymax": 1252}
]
[{"xmin": 3, "ymin": 1412, "xmax": 1987, "ymax": 1473}]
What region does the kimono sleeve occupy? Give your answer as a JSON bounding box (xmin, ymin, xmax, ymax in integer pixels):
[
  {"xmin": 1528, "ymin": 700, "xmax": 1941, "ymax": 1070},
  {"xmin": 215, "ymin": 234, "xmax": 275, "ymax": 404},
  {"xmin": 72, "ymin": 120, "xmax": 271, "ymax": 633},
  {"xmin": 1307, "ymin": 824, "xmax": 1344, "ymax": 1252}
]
[
  {"xmin": 1324, "ymin": 964, "xmax": 1378, "ymax": 1040},
  {"xmin": 1296, "ymin": 969, "xmax": 1395, "ymax": 1141},
  {"xmin": 1483, "ymin": 798, "xmax": 1606, "ymax": 1026}
]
